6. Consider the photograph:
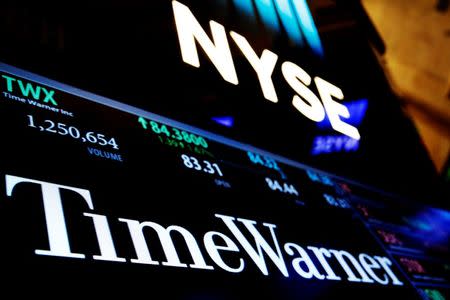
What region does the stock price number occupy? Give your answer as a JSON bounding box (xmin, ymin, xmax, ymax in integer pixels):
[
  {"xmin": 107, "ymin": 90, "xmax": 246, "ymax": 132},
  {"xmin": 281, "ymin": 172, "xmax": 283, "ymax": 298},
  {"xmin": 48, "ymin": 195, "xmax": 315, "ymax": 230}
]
[
  {"xmin": 139, "ymin": 117, "xmax": 208, "ymax": 149},
  {"xmin": 181, "ymin": 154, "xmax": 223, "ymax": 177},
  {"xmin": 27, "ymin": 115, "xmax": 119, "ymax": 149}
]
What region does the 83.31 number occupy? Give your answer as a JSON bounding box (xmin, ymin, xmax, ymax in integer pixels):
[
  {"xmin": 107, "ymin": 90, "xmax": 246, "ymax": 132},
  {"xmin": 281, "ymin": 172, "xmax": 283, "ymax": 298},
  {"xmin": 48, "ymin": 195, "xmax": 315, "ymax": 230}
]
[{"xmin": 181, "ymin": 154, "xmax": 223, "ymax": 177}]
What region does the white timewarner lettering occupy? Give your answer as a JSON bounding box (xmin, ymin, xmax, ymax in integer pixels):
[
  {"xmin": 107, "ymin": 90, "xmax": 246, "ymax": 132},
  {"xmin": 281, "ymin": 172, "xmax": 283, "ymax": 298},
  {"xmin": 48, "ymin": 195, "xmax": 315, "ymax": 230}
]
[
  {"xmin": 172, "ymin": 0, "xmax": 360, "ymax": 140},
  {"xmin": 5, "ymin": 174, "xmax": 402, "ymax": 286}
]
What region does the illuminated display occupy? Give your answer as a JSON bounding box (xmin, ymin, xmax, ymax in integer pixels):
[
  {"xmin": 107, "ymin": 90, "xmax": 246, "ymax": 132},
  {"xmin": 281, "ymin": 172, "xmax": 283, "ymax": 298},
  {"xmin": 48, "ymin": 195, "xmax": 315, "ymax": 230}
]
[
  {"xmin": 0, "ymin": 0, "xmax": 448, "ymax": 297},
  {"xmin": 306, "ymin": 170, "xmax": 334, "ymax": 186},
  {"xmin": 317, "ymin": 99, "xmax": 369, "ymax": 130},
  {"xmin": 0, "ymin": 48, "xmax": 448, "ymax": 300},
  {"xmin": 311, "ymin": 99, "xmax": 367, "ymax": 155},
  {"xmin": 4, "ymin": 174, "xmax": 406, "ymax": 285},
  {"xmin": 376, "ymin": 229, "xmax": 404, "ymax": 246},
  {"xmin": 27, "ymin": 114, "xmax": 120, "ymax": 149},
  {"xmin": 400, "ymin": 258, "xmax": 427, "ymax": 274},
  {"xmin": 422, "ymin": 289, "xmax": 446, "ymax": 300},
  {"xmin": 211, "ymin": 116, "xmax": 234, "ymax": 127},
  {"xmin": 139, "ymin": 117, "xmax": 209, "ymax": 148},
  {"xmin": 248, "ymin": 151, "xmax": 280, "ymax": 170},
  {"xmin": 2, "ymin": 74, "xmax": 58, "ymax": 105},
  {"xmin": 265, "ymin": 177, "xmax": 299, "ymax": 195},
  {"xmin": 323, "ymin": 194, "xmax": 351, "ymax": 209},
  {"xmin": 311, "ymin": 135, "xmax": 359, "ymax": 155},
  {"xmin": 173, "ymin": 0, "xmax": 360, "ymax": 140},
  {"xmin": 181, "ymin": 154, "xmax": 224, "ymax": 176}
]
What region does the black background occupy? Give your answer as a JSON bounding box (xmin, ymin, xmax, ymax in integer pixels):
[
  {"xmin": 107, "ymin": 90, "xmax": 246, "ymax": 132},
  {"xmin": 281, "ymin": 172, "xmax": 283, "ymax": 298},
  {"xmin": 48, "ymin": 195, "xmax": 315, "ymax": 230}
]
[
  {"xmin": 0, "ymin": 0, "xmax": 448, "ymax": 299},
  {"xmin": 0, "ymin": 71, "xmax": 424, "ymax": 299},
  {"xmin": 0, "ymin": 0, "xmax": 446, "ymax": 206}
]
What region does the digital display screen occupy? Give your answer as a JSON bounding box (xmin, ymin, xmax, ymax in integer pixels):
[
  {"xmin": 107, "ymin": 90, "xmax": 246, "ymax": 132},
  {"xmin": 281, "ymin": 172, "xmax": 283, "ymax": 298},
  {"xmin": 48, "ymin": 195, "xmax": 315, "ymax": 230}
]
[
  {"xmin": 0, "ymin": 0, "xmax": 448, "ymax": 299},
  {"xmin": 0, "ymin": 0, "xmax": 444, "ymax": 204},
  {"xmin": 0, "ymin": 63, "xmax": 448, "ymax": 299}
]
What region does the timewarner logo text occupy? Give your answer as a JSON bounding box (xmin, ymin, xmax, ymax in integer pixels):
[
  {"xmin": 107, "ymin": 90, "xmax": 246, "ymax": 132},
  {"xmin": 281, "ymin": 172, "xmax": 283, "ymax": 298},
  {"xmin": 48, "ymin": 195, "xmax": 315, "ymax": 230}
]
[{"xmin": 5, "ymin": 175, "xmax": 403, "ymax": 286}]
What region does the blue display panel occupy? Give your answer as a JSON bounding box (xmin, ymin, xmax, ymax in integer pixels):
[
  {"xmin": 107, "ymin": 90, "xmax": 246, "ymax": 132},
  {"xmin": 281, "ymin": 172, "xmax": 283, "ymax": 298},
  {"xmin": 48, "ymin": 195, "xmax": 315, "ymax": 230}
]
[{"xmin": 0, "ymin": 63, "xmax": 448, "ymax": 299}]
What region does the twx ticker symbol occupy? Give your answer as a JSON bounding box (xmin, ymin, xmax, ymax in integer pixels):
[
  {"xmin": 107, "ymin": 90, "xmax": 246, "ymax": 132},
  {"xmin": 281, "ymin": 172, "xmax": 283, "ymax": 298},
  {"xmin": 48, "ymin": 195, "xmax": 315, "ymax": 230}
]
[
  {"xmin": 232, "ymin": 0, "xmax": 324, "ymax": 56},
  {"xmin": 1, "ymin": 74, "xmax": 57, "ymax": 106}
]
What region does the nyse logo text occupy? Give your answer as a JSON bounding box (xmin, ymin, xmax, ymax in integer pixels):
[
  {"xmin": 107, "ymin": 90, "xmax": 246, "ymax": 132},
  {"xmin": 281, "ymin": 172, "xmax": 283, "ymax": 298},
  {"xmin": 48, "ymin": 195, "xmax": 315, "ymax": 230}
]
[{"xmin": 172, "ymin": 1, "xmax": 360, "ymax": 140}]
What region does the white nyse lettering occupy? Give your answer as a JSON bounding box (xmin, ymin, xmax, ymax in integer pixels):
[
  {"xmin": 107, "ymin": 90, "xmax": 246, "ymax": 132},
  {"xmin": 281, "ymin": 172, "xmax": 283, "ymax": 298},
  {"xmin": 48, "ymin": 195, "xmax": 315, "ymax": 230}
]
[
  {"xmin": 172, "ymin": 1, "xmax": 362, "ymax": 140},
  {"xmin": 231, "ymin": 31, "xmax": 279, "ymax": 103},
  {"xmin": 172, "ymin": 0, "xmax": 238, "ymax": 85},
  {"xmin": 282, "ymin": 61, "xmax": 326, "ymax": 122},
  {"xmin": 5, "ymin": 175, "xmax": 93, "ymax": 259},
  {"xmin": 216, "ymin": 214, "xmax": 289, "ymax": 277},
  {"xmin": 315, "ymin": 77, "xmax": 361, "ymax": 140}
]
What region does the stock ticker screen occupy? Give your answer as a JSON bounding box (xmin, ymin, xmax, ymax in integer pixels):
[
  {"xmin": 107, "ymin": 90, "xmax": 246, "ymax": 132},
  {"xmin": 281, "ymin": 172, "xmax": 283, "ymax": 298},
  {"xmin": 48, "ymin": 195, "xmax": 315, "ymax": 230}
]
[
  {"xmin": 0, "ymin": 64, "xmax": 449, "ymax": 299},
  {"xmin": 0, "ymin": 0, "xmax": 449, "ymax": 299}
]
